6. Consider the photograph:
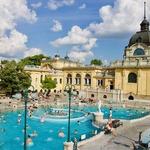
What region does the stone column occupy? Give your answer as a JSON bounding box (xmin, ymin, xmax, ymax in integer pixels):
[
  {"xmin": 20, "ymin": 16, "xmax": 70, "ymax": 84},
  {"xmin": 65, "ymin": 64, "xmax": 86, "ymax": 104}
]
[{"xmin": 120, "ymin": 90, "xmax": 123, "ymax": 101}]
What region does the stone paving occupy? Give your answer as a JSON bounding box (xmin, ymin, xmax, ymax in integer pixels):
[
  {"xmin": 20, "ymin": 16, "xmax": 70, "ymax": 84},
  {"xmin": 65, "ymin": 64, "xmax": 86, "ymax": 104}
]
[{"xmin": 79, "ymin": 116, "xmax": 150, "ymax": 150}]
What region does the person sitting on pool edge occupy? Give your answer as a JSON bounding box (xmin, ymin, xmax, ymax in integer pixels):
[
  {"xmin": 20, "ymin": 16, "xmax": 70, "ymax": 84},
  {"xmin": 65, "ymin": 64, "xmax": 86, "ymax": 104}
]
[{"xmin": 105, "ymin": 119, "xmax": 117, "ymax": 136}]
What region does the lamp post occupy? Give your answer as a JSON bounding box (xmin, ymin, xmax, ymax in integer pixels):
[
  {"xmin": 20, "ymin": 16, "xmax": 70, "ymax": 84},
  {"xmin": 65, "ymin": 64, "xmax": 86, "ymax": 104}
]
[
  {"xmin": 64, "ymin": 84, "xmax": 75, "ymax": 142},
  {"xmin": 23, "ymin": 86, "xmax": 35, "ymax": 150},
  {"xmin": 23, "ymin": 89, "xmax": 28, "ymax": 150}
]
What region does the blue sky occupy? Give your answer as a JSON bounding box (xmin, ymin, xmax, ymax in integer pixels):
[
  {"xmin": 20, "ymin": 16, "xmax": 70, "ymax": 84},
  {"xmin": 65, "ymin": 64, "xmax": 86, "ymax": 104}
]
[{"xmin": 0, "ymin": 0, "xmax": 149, "ymax": 64}]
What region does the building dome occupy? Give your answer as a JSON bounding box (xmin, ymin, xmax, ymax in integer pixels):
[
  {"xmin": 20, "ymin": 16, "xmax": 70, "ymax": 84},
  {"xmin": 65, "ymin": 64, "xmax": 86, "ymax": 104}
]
[
  {"xmin": 128, "ymin": 2, "xmax": 150, "ymax": 47},
  {"xmin": 128, "ymin": 31, "xmax": 150, "ymax": 47}
]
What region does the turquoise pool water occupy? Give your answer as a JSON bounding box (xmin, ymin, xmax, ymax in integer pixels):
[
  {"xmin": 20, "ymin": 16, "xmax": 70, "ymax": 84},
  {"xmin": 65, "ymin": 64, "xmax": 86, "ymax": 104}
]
[{"xmin": 0, "ymin": 106, "xmax": 149, "ymax": 150}]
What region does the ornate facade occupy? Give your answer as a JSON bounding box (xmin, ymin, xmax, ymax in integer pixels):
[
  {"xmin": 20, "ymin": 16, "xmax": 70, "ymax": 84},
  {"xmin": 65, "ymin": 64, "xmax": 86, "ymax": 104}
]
[{"xmin": 25, "ymin": 14, "xmax": 150, "ymax": 100}]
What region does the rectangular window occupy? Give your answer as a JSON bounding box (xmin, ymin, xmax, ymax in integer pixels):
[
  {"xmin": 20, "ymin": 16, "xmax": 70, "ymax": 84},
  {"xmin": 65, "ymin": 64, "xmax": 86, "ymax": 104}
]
[
  {"xmin": 40, "ymin": 75, "xmax": 43, "ymax": 83},
  {"xmin": 60, "ymin": 78, "xmax": 62, "ymax": 84},
  {"xmin": 98, "ymin": 80, "xmax": 103, "ymax": 86}
]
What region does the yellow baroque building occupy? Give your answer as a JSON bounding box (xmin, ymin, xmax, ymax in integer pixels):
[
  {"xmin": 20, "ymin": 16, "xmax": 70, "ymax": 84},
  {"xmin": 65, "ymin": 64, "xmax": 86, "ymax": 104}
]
[{"xmin": 25, "ymin": 16, "xmax": 150, "ymax": 101}]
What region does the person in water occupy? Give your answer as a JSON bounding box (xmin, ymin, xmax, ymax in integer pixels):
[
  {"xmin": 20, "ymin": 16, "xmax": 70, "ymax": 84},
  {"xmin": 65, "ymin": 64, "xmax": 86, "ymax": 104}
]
[
  {"xmin": 77, "ymin": 120, "xmax": 81, "ymax": 125},
  {"xmin": 58, "ymin": 130, "xmax": 65, "ymax": 138},
  {"xmin": 17, "ymin": 117, "xmax": 21, "ymax": 124},
  {"xmin": 30, "ymin": 130, "xmax": 38, "ymax": 137},
  {"xmin": 74, "ymin": 129, "xmax": 78, "ymax": 135},
  {"xmin": 40, "ymin": 116, "xmax": 45, "ymax": 123},
  {"xmin": 26, "ymin": 135, "xmax": 33, "ymax": 146}
]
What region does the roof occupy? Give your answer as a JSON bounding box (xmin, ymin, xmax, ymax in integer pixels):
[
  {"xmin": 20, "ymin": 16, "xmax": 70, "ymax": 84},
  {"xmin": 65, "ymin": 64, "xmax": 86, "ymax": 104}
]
[
  {"xmin": 128, "ymin": 16, "xmax": 150, "ymax": 47},
  {"xmin": 41, "ymin": 57, "xmax": 80, "ymax": 64},
  {"xmin": 128, "ymin": 31, "xmax": 150, "ymax": 47},
  {"xmin": 62, "ymin": 66, "xmax": 102, "ymax": 70}
]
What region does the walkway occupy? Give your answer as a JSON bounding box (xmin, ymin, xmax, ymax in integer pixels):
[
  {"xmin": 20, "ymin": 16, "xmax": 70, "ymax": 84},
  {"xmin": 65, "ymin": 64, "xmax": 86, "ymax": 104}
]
[{"xmin": 79, "ymin": 116, "xmax": 150, "ymax": 150}]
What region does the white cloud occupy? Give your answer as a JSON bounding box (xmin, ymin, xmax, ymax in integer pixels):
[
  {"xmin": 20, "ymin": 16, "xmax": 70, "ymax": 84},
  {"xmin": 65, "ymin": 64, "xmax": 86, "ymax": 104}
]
[
  {"xmin": 0, "ymin": 30, "xmax": 28, "ymax": 58},
  {"xmin": 79, "ymin": 3, "xmax": 86, "ymax": 10},
  {"xmin": 51, "ymin": 19, "xmax": 62, "ymax": 32},
  {"xmin": 0, "ymin": 0, "xmax": 38, "ymax": 58},
  {"xmin": 31, "ymin": 2, "xmax": 42, "ymax": 9},
  {"xmin": 48, "ymin": 0, "xmax": 75, "ymax": 10},
  {"xmin": 83, "ymin": 38, "xmax": 97, "ymax": 50},
  {"xmin": 0, "ymin": 0, "xmax": 37, "ymax": 35},
  {"xmin": 51, "ymin": 25, "xmax": 96, "ymax": 62},
  {"xmin": 68, "ymin": 49, "xmax": 93, "ymax": 62},
  {"xmin": 24, "ymin": 48, "xmax": 42, "ymax": 57},
  {"xmin": 51, "ymin": 25, "xmax": 96, "ymax": 47},
  {"xmin": 88, "ymin": 0, "xmax": 150, "ymax": 37}
]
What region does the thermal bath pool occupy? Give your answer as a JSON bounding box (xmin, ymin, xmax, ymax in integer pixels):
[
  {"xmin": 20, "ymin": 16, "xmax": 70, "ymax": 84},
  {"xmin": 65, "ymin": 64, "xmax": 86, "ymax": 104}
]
[{"xmin": 0, "ymin": 106, "xmax": 149, "ymax": 150}]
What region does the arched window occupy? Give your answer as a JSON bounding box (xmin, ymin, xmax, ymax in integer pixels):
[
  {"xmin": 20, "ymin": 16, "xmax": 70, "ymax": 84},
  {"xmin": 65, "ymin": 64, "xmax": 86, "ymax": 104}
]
[
  {"xmin": 103, "ymin": 95, "xmax": 107, "ymax": 99},
  {"xmin": 85, "ymin": 74, "xmax": 91, "ymax": 85},
  {"xmin": 75, "ymin": 74, "xmax": 81, "ymax": 85},
  {"xmin": 128, "ymin": 95, "xmax": 134, "ymax": 100},
  {"xmin": 66, "ymin": 74, "xmax": 72, "ymax": 84},
  {"xmin": 128, "ymin": 73, "xmax": 137, "ymax": 83},
  {"xmin": 91, "ymin": 94, "xmax": 94, "ymax": 98},
  {"xmin": 133, "ymin": 48, "xmax": 145, "ymax": 56}
]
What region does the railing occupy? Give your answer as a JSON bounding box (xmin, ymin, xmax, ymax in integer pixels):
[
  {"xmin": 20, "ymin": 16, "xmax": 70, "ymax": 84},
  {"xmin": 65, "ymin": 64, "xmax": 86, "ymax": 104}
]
[{"xmin": 110, "ymin": 60, "xmax": 150, "ymax": 67}]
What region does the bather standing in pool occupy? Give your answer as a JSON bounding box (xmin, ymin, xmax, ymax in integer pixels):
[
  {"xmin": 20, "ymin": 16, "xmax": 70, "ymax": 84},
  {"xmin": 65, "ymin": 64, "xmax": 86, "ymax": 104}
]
[
  {"xmin": 17, "ymin": 117, "xmax": 21, "ymax": 124},
  {"xmin": 26, "ymin": 135, "xmax": 33, "ymax": 146},
  {"xmin": 58, "ymin": 130, "xmax": 65, "ymax": 138}
]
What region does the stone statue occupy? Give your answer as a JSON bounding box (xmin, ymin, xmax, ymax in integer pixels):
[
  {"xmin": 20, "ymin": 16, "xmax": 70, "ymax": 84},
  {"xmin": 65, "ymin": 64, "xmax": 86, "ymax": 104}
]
[{"xmin": 98, "ymin": 100, "xmax": 102, "ymax": 113}]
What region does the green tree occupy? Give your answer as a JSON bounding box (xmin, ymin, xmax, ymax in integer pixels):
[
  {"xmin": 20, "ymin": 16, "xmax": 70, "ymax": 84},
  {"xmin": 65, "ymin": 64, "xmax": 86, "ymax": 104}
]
[
  {"xmin": 18, "ymin": 54, "xmax": 50, "ymax": 70},
  {"xmin": 41, "ymin": 77, "xmax": 56, "ymax": 90},
  {"xmin": 90, "ymin": 59, "xmax": 103, "ymax": 66},
  {"xmin": 0, "ymin": 61, "xmax": 31, "ymax": 96},
  {"xmin": 1, "ymin": 60, "xmax": 9, "ymax": 64}
]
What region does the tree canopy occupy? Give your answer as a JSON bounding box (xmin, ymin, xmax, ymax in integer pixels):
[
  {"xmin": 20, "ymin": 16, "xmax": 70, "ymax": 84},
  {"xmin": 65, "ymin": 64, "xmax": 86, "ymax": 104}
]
[
  {"xmin": 41, "ymin": 76, "xmax": 56, "ymax": 90},
  {"xmin": 18, "ymin": 54, "xmax": 50, "ymax": 70},
  {"xmin": 0, "ymin": 61, "xmax": 31, "ymax": 96},
  {"xmin": 90, "ymin": 59, "xmax": 102, "ymax": 66}
]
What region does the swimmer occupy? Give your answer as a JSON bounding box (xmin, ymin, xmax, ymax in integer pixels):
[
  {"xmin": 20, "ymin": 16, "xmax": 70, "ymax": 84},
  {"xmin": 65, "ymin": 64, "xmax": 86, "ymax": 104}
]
[
  {"xmin": 74, "ymin": 129, "xmax": 78, "ymax": 135},
  {"xmin": 77, "ymin": 120, "xmax": 80, "ymax": 124},
  {"xmin": 28, "ymin": 112, "xmax": 32, "ymax": 118},
  {"xmin": 18, "ymin": 114, "xmax": 22, "ymax": 117},
  {"xmin": 15, "ymin": 137, "xmax": 20, "ymax": 141},
  {"xmin": 31, "ymin": 130, "xmax": 38, "ymax": 137},
  {"xmin": 40, "ymin": 116, "xmax": 45, "ymax": 123},
  {"xmin": 27, "ymin": 125, "xmax": 30, "ymax": 129},
  {"xmin": 46, "ymin": 137, "xmax": 53, "ymax": 142},
  {"xmin": 17, "ymin": 117, "xmax": 21, "ymax": 124},
  {"xmin": 26, "ymin": 135, "xmax": 33, "ymax": 146},
  {"xmin": 0, "ymin": 128, "xmax": 5, "ymax": 133},
  {"xmin": 58, "ymin": 130, "xmax": 65, "ymax": 138}
]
